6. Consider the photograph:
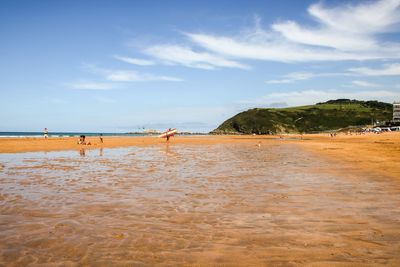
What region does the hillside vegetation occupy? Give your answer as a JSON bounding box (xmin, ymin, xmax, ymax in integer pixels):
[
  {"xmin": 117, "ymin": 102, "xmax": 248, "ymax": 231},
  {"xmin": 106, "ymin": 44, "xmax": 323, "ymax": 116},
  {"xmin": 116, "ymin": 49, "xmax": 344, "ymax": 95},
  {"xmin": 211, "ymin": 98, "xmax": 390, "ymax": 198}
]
[{"xmin": 212, "ymin": 99, "xmax": 393, "ymax": 134}]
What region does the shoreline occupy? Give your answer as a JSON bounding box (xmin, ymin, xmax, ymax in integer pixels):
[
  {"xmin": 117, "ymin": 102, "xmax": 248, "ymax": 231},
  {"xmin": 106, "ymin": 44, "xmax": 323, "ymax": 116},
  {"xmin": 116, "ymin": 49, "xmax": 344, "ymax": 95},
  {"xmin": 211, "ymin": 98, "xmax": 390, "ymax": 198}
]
[{"xmin": 0, "ymin": 135, "xmax": 282, "ymax": 154}]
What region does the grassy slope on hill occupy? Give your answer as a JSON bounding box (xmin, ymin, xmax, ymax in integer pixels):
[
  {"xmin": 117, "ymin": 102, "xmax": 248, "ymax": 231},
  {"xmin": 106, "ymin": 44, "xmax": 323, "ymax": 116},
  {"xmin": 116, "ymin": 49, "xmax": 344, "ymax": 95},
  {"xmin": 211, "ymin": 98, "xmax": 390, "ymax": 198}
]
[{"xmin": 213, "ymin": 99, "xmax": 393, "ymax": 134}]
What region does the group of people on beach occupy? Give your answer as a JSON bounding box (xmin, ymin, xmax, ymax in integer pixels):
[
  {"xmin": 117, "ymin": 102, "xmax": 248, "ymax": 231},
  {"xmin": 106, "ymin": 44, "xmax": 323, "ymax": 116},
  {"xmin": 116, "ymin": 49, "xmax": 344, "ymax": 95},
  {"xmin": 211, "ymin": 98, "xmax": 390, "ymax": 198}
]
[
  {"xmin": 44, "ymin": 128, "xmax": 104, "ymax": 145},
  {"xmin": 77, "ymin": 135, "xmax": 91, "ymax": 145},
  {"xmin": 43, "ymin": 127, "xmax": 175, "ymax": 145},
  {"xmin": 77, "ymin": 134, "xmax": 103, "ymax": 145}
]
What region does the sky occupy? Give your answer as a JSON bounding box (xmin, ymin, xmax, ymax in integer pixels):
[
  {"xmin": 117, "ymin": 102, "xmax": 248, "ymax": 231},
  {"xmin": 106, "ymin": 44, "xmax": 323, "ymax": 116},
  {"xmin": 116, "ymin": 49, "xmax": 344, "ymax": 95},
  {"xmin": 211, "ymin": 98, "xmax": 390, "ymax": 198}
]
[{"xmin": 1, "ymin": 0, "xmax": 400, "ymax": 133}]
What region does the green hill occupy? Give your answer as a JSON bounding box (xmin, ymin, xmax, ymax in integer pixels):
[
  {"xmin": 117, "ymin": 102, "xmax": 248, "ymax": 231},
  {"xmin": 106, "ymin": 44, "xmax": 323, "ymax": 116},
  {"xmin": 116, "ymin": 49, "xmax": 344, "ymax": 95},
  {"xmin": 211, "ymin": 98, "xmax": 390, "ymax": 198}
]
[{"xmin": 212, "ymin": 99, "xmax": 393, "ymax": 134}]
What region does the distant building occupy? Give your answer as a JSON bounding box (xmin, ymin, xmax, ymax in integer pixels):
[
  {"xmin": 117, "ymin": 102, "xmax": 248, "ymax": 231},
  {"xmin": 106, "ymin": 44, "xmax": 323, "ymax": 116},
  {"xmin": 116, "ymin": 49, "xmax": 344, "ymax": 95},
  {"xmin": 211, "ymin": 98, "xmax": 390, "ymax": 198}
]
[
  {"xmin": 143, "ymin": 129, "xmax": 160, "ymax": 134},
  {"xmin": 394, "ymin": 101, "xmax": 400, "ymax": 122}
]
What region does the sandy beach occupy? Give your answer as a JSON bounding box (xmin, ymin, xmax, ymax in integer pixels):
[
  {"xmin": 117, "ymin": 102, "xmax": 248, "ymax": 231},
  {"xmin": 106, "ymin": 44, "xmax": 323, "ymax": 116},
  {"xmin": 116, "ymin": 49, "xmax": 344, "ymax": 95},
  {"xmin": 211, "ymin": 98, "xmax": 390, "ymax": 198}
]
[
  {"xmin": 3, "ymin": 0, "xmax": 400, "ymax": 265},
  {"xmin": 1, "ymin": 133, "xmax": 400, "ymax": 266}
]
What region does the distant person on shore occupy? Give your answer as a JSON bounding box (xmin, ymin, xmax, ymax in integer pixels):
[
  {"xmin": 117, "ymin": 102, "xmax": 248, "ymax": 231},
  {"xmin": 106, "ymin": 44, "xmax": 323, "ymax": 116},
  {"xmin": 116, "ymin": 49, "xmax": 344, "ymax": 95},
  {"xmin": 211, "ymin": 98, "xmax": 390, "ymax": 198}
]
[
  {"xmin": 78, "ymin": 135, "xmax": 85, "ymax": 145},
  {"xmin": 77, "ymin": 135, "xmax": 91, "ymax": 145},
  {"xmin": 99, "ymin": 134, "xmax": 103, "ymax": 144},
  {"xmin": 44, "ymin": 128, "xmax": 48, "ymax": 139}
]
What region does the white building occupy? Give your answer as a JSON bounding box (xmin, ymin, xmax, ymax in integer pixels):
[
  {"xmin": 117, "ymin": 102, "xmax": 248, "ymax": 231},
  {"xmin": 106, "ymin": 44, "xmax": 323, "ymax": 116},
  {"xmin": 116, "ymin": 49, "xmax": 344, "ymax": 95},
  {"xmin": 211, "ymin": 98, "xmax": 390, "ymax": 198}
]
[{"xmin": 394, "ymin": 101, "xmax": 400, "ymax": 122}]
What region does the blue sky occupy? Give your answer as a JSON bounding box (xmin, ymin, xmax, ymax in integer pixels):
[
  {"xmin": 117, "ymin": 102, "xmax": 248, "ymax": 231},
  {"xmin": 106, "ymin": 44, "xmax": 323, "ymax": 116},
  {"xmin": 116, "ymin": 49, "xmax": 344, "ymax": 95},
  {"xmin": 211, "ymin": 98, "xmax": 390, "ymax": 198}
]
[{"xmin": 1, "ymin": 0, "xmax": 400, "ymax": 132}]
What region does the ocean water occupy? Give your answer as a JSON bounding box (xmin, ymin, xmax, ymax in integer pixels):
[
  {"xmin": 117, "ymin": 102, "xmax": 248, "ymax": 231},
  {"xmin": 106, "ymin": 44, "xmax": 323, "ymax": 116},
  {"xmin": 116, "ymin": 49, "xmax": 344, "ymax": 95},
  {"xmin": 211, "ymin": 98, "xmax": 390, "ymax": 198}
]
[{"xmin": 0, "ymin": 132, "xmax": 146, "ymax": 138}]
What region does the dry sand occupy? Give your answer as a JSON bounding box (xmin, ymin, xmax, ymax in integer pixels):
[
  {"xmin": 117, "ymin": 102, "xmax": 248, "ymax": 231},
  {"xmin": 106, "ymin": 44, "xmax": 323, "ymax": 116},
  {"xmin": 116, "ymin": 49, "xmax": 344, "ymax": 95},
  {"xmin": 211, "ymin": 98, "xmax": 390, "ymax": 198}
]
[
  {"xmin": 0, "ymin": 133, "xmax": 400, "ymax": 266},
  {"xmin": 293, "ymin": 132, "xmax": 400, "ymax": 180}
]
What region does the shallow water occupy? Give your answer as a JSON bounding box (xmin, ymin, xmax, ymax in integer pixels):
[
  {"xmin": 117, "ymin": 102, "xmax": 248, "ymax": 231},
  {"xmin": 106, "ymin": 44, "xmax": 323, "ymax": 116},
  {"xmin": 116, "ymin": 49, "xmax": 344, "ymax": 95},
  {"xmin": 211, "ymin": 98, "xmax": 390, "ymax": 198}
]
[{"xmin": 0, "ymin": 143, "xmax": 399, "ymax": 266}]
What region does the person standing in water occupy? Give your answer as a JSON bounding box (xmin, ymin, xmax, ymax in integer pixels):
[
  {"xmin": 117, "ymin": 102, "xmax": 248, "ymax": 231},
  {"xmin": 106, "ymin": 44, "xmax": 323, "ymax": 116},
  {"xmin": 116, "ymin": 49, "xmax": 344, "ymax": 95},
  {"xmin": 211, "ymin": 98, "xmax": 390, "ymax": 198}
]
[
  {"xmin": 99, "ymin": 133, "xmax": 103, "ymax": 144},
  {"xmin": 43, "ymin": 128, "xmax": 48, "ymax": 139},
  {"xmin": 166, "ymin": 128, "xmax": 174, "ymax": 142}
]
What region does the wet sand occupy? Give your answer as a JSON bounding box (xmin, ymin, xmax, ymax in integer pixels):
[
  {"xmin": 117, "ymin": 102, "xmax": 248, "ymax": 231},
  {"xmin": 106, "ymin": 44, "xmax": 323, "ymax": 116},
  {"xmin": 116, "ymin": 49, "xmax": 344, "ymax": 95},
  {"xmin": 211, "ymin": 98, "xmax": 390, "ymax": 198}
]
[
  {"xmin": 0, "ymin": 135, "xmax": 260, "ymax": 153},
  {"xmin": 1, "ymin": 133, "xmax": 399, "ymax": 180},
  {"xmin": 1, "ymin": 134, "xmax": 400, "ymax": 266}
]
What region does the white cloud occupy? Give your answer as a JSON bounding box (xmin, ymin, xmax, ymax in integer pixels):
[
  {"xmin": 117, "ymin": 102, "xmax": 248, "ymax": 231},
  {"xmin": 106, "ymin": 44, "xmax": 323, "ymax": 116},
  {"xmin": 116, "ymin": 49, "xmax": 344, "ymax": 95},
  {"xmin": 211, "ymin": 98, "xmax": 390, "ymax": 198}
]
[
  {"xmin": 267, "ymin": 72, "xmax": 319, "ymax": 83},
  {"xmin": 271, "ymin": 21, "xmax": 376, "ymax": 52},
  {"xmin": 307, "ymin": 1, "xmax": 400, "ymax": 35},
  {"xmin": 180, "ymin": 0, "xmax": 400, "ymax": 62},
  {"xmin": 266, "ymin": 79, "xmax": 292, "ymax": 84},
  {"xmin": 105, "ymin": 70, "xmax": 183, "ymax": 82},
  {"xmin": 113, "ymin": 0, "xmax": 400, "ymax": 77},
  {"xmin": 68, "ymin": 81, "xmax": 116, "ymax": 90},
  {"xmin": 266, "ymin": 71, "xmax": 347, "ymax": 84},
  {"xmin": 114, "ymin": 55, "xmax": 155, "ymax": 66},
  {"xmin": 349, "ymin": 63, "xmax": 400, "ymax": 76},
  {"xmin": 185, "ymin": 32, "xmax": 367, "ymax": 62},
  {"xmin": 81, "ymin": 64, "xmax": 183, "ymax": 82},
  {"xmin": 272, "ymin": 0, "xmax": 400, "ymax": 52},
  {"xmin": 285, "ymin": 72, "xmax": 318, "ymax": 80},
  {"xmin": 351, "ymin": 80, "xmax": 380, "ymax": 88},
  {"xmin": 143, "ymin": 44, "xmax": 250, "ymax": 70}
]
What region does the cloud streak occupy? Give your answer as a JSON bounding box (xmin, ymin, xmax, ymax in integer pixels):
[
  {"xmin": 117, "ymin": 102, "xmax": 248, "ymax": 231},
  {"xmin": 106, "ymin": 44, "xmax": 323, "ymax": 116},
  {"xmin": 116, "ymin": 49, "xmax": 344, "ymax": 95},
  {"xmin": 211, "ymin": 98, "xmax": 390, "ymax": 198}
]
[
  {"xmin": 349, "ymin": 63, "xmax": 400, "ymax": 76},
  {"xmin": 67, "ymin": 81, "xmax": 116, "ymax": 90},
  {"xmin": 114, "ymin": 55, "xmax": 155, "ymax": 66},
  {"xmin": 105, "ymin": 70, "xmax": 183, "ymax": 82},
  {"xmin": 81, "ymin": 64, "xmax": 183, "ymax": 83},
  {"xmin": 185, "ymin": 32, "xmax": 368, "ymax": 62},
  {"xmin": 266, "ymin": 71, "xmax": 349, "ymax": 84},
  {"xmin": 351, "ymin": 80, "xmax": 381, "ymax": 88},
  {"xmin": 143, "ymin": 45, "xmax": 250, "ymax": 70},
  {"xmin": 266, "ymin": 72, "xmax": 317, "ymax": 84}
]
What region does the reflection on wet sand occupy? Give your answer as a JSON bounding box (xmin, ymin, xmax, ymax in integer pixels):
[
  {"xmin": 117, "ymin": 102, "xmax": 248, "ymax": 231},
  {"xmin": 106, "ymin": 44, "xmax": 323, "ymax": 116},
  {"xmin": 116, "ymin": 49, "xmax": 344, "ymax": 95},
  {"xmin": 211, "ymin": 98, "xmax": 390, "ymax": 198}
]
[
  {"xmin": 0, "ymin": 143, "xmax": 400, "ymax": 266},
  {"xmin": 163, "ymin": 142, "xmax": 179, "ymax": 158}
]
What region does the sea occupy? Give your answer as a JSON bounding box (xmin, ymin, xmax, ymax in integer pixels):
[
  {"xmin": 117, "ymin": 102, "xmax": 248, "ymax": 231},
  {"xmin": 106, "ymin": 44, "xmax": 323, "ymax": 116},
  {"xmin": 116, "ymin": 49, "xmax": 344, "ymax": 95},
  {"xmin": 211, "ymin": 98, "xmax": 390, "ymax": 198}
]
[{"xmin": 0, "ymin": 132, "xmax": 146, "ymax": 138}]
